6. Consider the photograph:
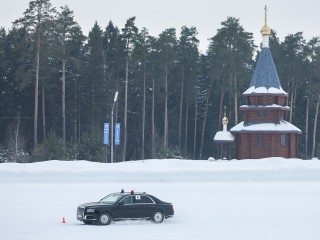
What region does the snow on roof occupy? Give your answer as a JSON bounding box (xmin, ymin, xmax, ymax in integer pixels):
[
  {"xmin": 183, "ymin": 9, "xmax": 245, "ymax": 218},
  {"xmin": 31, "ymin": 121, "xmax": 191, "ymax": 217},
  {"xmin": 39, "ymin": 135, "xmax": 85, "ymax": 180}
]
[
  {"xmin": 230, "ymin": 120, "xmax": 302, "ymax": 133},
  {"xmin": 214, "ymin": 131, "xmax": 235, "ymax": 142},
  {"xmin": 243, "ymin": 86, "xmax": 287, "ymax": 95},
  {"xmin": 240, "ymin": 104, "xmax": 290, "ymax": 110}
]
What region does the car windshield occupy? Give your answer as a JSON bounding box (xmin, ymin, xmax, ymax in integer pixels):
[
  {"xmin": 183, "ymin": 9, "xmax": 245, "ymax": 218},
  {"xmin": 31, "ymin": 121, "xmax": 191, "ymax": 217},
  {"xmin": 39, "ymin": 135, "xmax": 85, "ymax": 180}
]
[{"xmin": 99, "ymin": 193, "xmax": 122, "ymax": 204}]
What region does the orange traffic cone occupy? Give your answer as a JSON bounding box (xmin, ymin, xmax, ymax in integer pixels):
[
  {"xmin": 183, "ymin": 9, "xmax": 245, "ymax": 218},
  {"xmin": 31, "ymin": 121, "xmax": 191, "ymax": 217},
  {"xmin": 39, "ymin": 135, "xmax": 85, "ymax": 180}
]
[{"xmin": 62, "ymin": 217, "xmax": 66, "ymax": 224}]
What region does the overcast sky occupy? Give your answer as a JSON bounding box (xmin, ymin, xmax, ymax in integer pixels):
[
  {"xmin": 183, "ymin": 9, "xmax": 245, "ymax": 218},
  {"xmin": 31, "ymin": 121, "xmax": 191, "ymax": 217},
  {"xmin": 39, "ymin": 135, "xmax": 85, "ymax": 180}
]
[{"xmin": 1, "ymin": 0, "xmax": 319, "ymax": 53}]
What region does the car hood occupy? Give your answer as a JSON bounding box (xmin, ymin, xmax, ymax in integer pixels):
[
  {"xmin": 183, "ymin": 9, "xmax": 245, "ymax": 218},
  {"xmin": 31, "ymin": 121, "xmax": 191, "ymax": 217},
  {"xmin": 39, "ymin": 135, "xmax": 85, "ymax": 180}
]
[{"xmin": 78, "ymin": 202, "xmax": 112, "ymax": 208}]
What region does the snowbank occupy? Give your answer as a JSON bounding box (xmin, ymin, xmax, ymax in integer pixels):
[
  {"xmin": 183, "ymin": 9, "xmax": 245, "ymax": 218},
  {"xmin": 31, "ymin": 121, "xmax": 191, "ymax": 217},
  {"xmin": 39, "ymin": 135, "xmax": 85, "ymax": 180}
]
[{"xmin": 1, "ymin": 158, "xmax": 320, "ymax": 182}]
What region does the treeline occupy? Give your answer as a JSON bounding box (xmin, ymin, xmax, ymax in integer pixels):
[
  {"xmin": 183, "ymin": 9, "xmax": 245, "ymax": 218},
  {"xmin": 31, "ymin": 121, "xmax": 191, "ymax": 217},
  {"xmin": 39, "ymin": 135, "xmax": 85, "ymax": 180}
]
[{"xmin": 0, "ymin": 0, "xmax": 320, "ymax": 162}]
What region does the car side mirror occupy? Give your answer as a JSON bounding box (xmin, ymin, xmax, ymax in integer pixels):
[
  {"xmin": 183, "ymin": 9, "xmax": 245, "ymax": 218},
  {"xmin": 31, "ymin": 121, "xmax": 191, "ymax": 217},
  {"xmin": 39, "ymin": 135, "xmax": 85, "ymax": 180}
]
[{"xmin": 118, "ymin": 201, "xmax": 124, "ymax": 206}]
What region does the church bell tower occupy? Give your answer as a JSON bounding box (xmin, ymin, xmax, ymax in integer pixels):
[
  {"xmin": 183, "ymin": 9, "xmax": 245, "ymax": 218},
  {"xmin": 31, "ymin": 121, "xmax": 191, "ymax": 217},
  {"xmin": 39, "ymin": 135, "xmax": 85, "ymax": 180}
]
[{"xmin": 230, "ymin": 6, "xmax": 302, "ymax": 159}]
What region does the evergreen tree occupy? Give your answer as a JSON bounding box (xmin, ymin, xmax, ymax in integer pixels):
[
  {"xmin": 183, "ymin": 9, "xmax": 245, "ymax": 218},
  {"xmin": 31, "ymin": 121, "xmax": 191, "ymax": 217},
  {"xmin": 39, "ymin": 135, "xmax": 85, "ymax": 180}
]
[
  {"xmin": 305, "ymin": 37, "xmax": 320, "ymax": 158},
  {"xmin": 147, "ymin": 35, "xmax": 158, "ymax": 159},
  {"xmin": 132, "ymin": 28, "xmax": 153, "ymax": 159},
  {"xmin": 4, "ymin": 27, "xmax": 36, "ymax": 154},
  {"xmin": 156, "ymin": 28, "xmax": 177, "ymax": 152},
  {"xmin": 0, "ymin": 28, "xmax": 11, "ymax": 144},
  {"xmin": 1, "ymin": 1, "xmax": 320, "ymax": 160},
  {"xmin": 197, "ymin": 54, "xmax": 212, "ymax": 159},
  {"xmin": 65, "ymin": 26, "xmax": 86, "ymax": 145},
  {"xmin": 55, "ymin": 5, "xmax": 80, "ymax": 151},
  {"xmin": 281, "ymin": 32, "xmax": 306, "ymax": 123},
  {"xmin": 120, "ymin": 17, "xmax": 138, "ymax": 161},
  {"xmin": 13, "ymin": 0, "xmax": 56, "ymax": 149},
  {"xmin": 177, "ymin": 26, "xmax": 199, "ymax": 157},
  {"xmin": 83, "ymin": 22, "xmax": 106, "ymax": 128},
  {"xmin": 103, "ymin": 21, "xmax": 121, "ymax": 161},
  {"xmin": 208, "ymin": 17, "xmax": 255, "ymax": 127},
  {"xmin": 103, "ymin": 21, "xmax": 121, "ymax": 103}
]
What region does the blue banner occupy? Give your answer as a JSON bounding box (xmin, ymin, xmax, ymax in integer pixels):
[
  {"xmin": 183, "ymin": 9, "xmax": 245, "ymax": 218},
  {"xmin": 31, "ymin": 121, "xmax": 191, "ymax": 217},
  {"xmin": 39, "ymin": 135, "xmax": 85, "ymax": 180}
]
[
  {"xmin": 115, "ymin": 123, "xmax": 120, "ymax": 145},
  {"xmin": 103, "ymin": 123, "xmax": 109, "ymax": 145}
]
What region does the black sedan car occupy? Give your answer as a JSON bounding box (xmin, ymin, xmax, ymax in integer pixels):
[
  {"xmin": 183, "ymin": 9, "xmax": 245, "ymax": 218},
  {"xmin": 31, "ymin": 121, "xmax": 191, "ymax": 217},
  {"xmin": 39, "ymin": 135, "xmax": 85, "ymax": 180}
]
[{"xmin": 77, "ymin": 190, "xmax": 174, "ymax": 225}]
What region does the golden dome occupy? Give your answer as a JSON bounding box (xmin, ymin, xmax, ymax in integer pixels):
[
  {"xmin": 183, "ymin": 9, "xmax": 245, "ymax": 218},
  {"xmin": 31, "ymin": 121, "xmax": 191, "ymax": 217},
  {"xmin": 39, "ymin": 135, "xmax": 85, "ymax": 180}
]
[
  {"xmin": 261, "ymin": 23, "xmax": 271, "ymax": 36},
  {"xmin": 261, "ymin": 5, "xmax": 271, "ymax": 36},
  {"xmin": 222, "ymin": 116, "xmax": 228, "ymax": 125}
]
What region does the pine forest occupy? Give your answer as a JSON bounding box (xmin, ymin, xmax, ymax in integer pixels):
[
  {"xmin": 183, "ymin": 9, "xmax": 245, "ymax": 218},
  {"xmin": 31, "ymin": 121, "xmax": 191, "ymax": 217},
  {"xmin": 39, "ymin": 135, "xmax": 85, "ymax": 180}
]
[{"xmin": 1, "ymin": 0, "xmax": 320, "ymax": 162}]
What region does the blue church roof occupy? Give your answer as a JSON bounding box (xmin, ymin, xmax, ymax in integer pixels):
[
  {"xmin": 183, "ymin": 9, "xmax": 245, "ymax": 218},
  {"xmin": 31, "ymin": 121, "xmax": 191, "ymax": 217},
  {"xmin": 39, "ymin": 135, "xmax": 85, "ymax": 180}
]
[{"xmin": 243, "ymin": 47, "xmax": 287, "ymax": 95}]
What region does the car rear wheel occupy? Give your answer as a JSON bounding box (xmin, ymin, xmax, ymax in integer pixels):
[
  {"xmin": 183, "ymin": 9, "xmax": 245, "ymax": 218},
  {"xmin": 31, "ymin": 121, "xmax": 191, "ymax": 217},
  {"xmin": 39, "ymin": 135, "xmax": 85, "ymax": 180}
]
[
  {"xmin": 151, "ymin": 211, "xmax": 164, "ymax": 223},
  {"xmin": 98, "ymin": 213, "xmax": 112, "ymax": 225}
]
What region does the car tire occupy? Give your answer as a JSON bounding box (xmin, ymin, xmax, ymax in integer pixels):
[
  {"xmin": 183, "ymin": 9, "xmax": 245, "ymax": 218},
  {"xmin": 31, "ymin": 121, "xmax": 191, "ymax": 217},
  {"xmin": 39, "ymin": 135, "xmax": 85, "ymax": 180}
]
[
  {"xmin": 151, "ymin": 211, "xmax": 164, "ymax": 223},
  {"xmin": 98, "ymin": 213, "xmax": 112, "ymax": 225}
]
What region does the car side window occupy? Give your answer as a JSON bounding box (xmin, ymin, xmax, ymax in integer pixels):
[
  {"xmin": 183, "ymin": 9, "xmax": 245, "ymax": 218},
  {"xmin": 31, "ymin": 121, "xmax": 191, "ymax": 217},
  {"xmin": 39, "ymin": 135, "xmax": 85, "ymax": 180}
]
[
  {"xmin": 133, "ymin": 195, "xmax": 155, "ymax": 204},
  {"xmin": 119, "ymin": 196, "xmax": 133, "ymax": 205}
]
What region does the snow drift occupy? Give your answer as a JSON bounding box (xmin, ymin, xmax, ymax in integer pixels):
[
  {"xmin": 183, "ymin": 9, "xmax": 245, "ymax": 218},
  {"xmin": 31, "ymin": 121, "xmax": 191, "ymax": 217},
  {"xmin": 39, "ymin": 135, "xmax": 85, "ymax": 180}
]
[
  {"xmin": 1, "ymin": 157, "xmax": 320, "ymax": 182},
  {"xmin": 1, "ymin": 158, "xmax": 320, "ymax": 240}
]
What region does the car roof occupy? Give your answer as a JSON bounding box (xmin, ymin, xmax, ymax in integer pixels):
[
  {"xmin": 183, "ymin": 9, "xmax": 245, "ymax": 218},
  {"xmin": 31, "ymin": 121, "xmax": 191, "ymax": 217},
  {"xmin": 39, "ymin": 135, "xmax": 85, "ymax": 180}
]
[
  {"xmin": 109, "ymin": 192, "xmax": 162, "ymax": 204},
  {"xmin": 115, "ymin": 192, "xmax": 148, "ymax": 196}
]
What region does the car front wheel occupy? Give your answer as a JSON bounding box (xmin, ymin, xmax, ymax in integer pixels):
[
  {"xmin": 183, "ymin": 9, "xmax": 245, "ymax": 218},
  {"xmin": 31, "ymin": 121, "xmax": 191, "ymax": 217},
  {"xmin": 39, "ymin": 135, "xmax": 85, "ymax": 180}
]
[
  {"xmin": 151, "ymin": 211, "xmax": 164, "ymax": 223},
  {"xmin": 98, "ymin": 213, "xmax": 112, "ymax": 225}
]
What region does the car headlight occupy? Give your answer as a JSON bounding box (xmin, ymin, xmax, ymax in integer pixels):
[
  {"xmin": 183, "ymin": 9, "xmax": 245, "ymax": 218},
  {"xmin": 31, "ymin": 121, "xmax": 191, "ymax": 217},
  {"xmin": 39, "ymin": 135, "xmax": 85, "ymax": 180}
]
[{"xmin": 86, "ymin": 208, "xmax": 95, "ymax": 213}]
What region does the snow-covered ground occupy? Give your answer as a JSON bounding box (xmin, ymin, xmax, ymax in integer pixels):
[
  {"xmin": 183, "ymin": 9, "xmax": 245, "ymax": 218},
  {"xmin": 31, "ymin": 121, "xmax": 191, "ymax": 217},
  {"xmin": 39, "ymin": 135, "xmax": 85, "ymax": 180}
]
[{"xmin": 1, "ymin": 158, "xmax": 320, "ymax": 240}]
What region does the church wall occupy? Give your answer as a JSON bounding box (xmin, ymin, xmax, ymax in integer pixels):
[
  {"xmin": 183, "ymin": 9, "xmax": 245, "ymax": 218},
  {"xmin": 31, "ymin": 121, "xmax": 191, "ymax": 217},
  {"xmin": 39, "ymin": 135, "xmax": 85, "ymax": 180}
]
[
  {"xmin": 276, "ymin": 96, "xmax": 286, "ymax": 106},
  {"xmin": 248, "ymin": 96, "xmax": 257, "ymax": 105},
  {"xmin": 265, "ymin": 96, "xmax": 274, "ymax": 105},
  {"xmin": 249, "ymin": 133, "xmax": 272, "ymax": 159},
  {"xmin": 270, "ymin": 134, "xmax": 278, "ymax": 156},
  {"xmin": 237, "ymin": 133, "xmax": 297, "ymax": 159},
  {"xmin": 247, "ymin": 95, "xmax": 286, "ymax": 106},
  {"xmin": 237, "ymin": 133, "xmax": 249, "ymax": 159},
  {"xmin": 273, "ymin": 134, "xmax": 289, "ymax": 157},
  {"xmin": 244, "ymin": 109, "xmax": 280, "ymax": 123},
  {"xmin": 289, "ymin": 134, "xmax": 297, "ymax": 158}
]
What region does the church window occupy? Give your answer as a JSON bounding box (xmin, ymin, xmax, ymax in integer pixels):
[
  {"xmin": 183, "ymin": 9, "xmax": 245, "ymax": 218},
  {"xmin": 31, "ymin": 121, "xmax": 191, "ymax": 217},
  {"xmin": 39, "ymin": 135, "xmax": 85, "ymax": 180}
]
[
  {"xmin": 256, "ymin": 134, "xmax": 264, "ymax": 146},
  {"xmin": 280, "ymin": 134, "xmax": 288, "ymax": 145}
]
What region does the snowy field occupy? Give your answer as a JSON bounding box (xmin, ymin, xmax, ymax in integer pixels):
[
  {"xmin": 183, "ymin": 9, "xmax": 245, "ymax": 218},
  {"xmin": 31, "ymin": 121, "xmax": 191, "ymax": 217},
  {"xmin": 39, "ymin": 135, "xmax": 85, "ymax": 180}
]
[{"xmin": 1, "ymin": 158, "xmax": 320, "ymax": 240}]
